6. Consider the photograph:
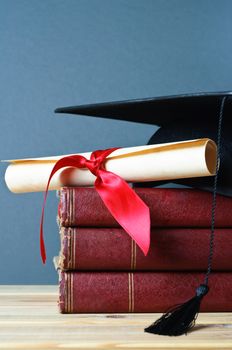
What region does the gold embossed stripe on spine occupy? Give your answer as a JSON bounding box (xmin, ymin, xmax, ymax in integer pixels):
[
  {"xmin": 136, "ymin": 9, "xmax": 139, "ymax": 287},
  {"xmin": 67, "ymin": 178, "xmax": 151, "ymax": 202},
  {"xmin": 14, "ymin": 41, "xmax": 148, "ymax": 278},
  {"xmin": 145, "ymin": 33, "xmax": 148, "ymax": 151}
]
[
  {"xmin": 67, "ymin": 228, "xmax": 70, "ymax": 270},
  {"xmin": 67, "ymin": 188, "xmax": 70, "ymax": 225},
  {"xmin": 72, "ymin": 188, "xmax": 75, "ymax": 226},
  {"xmin": 70, "ymin": 272, "xmax": 73, "ymax": 313},
  {"xmin": 68, "ymin": 273, "xmax": 70, "ymax": 313},
  {"xmin": 64, "ymin": 272, "xmax": 68, "ymax": 312},
  {"xmin": 65, "ymin": 272, "xmax": 73, "ymax": 313},
  {"xmin": 128, "ymin": 273, "xmax": 135, "ymax": 312},
  {"xmin": 67, "ymin": 227, "xmax": 76, "ymax": 269},
  {"xmin": 131, "ymin": 273, "xmax": 134, "ymax": 312},
  {"xmin": 73, "ymin": 228, "xmax": 77, "ymax": 269},
  {"xmin": 130, "ymin": 239, "xmax": 137, "ymax": 270},
  {"xmin": 70, "ymin": 188, "xmax": 72, "ymax": 224}
]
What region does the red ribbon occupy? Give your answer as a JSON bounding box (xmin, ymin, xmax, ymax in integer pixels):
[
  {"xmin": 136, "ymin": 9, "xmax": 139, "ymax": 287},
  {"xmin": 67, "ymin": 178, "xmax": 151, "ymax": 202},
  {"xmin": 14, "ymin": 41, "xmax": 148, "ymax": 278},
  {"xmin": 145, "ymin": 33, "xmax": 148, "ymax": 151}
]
[{"xmin": 40, "ymin": 148, "xmax": 150, "ymax": 264}]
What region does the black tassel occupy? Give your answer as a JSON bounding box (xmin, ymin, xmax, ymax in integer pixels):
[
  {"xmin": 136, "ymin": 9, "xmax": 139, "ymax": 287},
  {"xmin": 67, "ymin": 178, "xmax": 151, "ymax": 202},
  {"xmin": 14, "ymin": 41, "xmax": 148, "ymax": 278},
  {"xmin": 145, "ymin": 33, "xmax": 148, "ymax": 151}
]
[{"xmin": 144, "ymin": 284, "xmax": 209, "ymax": 336}]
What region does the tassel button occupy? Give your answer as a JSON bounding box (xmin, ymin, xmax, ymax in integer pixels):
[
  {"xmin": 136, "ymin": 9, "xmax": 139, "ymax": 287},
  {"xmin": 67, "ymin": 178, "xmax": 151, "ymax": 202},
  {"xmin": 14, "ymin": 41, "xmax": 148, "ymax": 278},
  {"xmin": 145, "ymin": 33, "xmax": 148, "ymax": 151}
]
[{"xmin": 196, "ymin": 284, "xmax": 209, "ymax": 297}]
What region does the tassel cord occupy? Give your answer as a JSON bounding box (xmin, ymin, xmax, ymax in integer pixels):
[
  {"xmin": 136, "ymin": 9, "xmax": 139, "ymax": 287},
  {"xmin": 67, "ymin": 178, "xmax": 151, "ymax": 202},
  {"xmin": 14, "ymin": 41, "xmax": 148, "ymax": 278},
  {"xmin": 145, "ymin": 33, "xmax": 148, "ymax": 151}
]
[{"xmin": 204, "ymin": 96, "xmax": 226, "ymax": 285}]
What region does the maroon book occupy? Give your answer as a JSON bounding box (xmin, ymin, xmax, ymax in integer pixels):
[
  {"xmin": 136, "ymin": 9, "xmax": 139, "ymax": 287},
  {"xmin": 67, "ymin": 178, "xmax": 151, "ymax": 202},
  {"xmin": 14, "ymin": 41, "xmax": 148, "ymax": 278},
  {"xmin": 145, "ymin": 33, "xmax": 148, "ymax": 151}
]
[
  {"xmin": 58, "ymin": 187, "xmax": 232, "ymax": 227},
  {"xmin": 59, "ymin": 227, "xmax": 232, "ymax": 271},
  {"xmin": 57, "ymin": 270, "xmax": 232, "ymax": 313}
]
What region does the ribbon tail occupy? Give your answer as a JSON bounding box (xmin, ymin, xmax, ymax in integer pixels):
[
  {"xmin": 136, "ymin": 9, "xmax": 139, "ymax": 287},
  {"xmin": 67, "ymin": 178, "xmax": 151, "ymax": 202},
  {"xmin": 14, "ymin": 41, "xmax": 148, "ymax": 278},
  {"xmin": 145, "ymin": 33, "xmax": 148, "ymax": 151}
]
[
  {"xmin": 95, "ymin": 170, "xmax": 150, "ymax": 255},
  {"xmin": 40, "ymin": 155, "xmax": 88, "ymax": 264}
]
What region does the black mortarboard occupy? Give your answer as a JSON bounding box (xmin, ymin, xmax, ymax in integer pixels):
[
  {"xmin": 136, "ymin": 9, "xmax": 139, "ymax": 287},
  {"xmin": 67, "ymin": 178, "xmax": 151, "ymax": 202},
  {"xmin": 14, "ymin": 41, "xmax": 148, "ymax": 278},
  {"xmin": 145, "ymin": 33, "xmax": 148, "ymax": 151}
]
[
  {"xmin": 55, "ymin": 93, "xmax": 230, "ymax": 336},
  {"xmin": 55, "ymin": 92, "xmax": 232, "ymax": 197}
]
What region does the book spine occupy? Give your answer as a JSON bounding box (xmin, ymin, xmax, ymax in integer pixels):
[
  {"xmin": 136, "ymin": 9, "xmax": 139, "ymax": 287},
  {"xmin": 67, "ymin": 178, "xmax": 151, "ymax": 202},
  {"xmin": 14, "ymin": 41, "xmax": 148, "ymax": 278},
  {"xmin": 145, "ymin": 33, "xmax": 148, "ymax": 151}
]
[
  {"xmin": 58, "ymin": 271, "xmax": 232, "ymax": 313},
  {"xmin": 59, "ymin": 227, "xmax": 232, "ymax": 271},
  {"xmin": 58, "ymin": 187, "xmax": 232, "ymax": 227}
]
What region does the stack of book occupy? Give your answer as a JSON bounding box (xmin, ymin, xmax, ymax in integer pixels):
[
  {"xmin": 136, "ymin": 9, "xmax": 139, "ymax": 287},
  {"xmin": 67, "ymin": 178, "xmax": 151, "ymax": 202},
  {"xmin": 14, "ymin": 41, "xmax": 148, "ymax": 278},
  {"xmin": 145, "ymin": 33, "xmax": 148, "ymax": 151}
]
[{"xmin": 55, "ymin": 186, "xmax": 232, "ymax": 313}]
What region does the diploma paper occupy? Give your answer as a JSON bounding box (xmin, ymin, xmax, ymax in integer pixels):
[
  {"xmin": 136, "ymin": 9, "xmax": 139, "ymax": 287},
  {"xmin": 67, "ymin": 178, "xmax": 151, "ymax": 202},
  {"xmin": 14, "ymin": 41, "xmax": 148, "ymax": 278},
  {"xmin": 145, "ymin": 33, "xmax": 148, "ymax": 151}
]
[{"xmin": 4, "ymin": 138, "xmax": 217, "ymax": 193}]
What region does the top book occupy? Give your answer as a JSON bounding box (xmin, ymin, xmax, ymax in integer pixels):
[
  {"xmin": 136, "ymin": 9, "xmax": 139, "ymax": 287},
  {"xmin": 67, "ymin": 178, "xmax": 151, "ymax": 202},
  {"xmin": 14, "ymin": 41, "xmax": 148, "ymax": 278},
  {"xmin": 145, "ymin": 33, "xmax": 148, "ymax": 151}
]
[{"xmin": 55, "ymin": 92, "xmax": 232, "ymax": 197}]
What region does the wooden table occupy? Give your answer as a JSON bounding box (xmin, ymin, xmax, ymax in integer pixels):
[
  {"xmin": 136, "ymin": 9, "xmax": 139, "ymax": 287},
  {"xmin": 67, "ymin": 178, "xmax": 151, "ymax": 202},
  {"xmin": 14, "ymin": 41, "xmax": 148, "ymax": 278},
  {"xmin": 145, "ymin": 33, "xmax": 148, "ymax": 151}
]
[{"xmin": 0, "ymin": 285, "xmax": 231, "ymax": 349}]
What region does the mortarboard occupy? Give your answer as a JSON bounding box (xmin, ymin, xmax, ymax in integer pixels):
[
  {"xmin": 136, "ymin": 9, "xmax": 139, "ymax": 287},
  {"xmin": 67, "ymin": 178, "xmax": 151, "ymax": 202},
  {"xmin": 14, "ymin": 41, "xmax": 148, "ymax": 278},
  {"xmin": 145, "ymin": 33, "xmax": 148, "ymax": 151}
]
[
  {"xmin": 55, "ymin": 91, "xmax": 232, "ymax": 197},
  {"xmin": 55, "ymin": 92, "xmax": 230, "ymax": 336}
]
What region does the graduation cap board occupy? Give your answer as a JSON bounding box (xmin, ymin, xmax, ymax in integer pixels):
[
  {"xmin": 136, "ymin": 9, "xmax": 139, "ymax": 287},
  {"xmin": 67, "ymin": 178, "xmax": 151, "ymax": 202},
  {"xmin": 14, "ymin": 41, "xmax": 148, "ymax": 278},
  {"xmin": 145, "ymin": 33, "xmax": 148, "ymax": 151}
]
[
  {"xmin": 55, "ymin": 91, "xmax": 232, "ymax": 197},
  {"xmin": 55, "ymin": 92, "xmax": 231, "ymax": 336}
]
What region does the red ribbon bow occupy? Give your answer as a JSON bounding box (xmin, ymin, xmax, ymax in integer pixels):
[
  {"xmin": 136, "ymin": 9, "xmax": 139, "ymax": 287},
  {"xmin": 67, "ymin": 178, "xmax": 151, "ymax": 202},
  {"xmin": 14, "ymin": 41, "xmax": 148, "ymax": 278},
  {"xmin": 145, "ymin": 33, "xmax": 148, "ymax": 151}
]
[{"xmin": 40, "ymin": 147, "xmax": 150, "ymax": 263}]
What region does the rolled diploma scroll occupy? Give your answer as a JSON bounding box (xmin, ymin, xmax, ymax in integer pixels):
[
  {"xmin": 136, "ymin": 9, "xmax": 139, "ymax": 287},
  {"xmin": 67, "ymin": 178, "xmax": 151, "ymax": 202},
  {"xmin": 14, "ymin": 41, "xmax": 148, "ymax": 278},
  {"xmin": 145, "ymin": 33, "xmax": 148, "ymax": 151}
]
[{"xmin": 4, "ymin": 138, "xmax": 217, "ymax": 193}]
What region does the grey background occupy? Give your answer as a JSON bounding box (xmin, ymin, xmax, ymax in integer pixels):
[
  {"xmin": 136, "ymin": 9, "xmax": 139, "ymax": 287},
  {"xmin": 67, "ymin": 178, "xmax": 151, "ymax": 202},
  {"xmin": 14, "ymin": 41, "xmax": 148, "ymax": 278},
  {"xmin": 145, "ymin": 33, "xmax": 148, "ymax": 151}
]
[{"xmin": 0, "ymin": 0, "xmax": 232, "ymax": 284}]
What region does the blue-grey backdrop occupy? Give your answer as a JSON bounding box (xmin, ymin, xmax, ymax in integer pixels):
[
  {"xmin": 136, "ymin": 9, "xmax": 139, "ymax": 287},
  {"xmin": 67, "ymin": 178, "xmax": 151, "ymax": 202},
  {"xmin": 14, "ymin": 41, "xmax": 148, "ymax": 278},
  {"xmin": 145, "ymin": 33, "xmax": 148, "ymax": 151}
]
[{"xmin": 0, "ymin": 0, "xmax": 232, "ymax": 284}]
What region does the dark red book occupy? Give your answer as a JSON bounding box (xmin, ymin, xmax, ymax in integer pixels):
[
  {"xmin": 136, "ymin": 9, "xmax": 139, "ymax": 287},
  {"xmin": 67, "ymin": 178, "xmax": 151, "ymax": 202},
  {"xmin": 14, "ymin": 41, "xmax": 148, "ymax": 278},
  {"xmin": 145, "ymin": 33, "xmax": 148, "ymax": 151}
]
[
  {"xmin": 58, "ymin": 187, "xmax": 232, "ymax": 227},
  {"xmin": 59, "ymin": 227, "xmax": 232, "ymax": 271},
  {"xmin": 57, "ymin": 270, "xmax": 232, "ymax": 313}
]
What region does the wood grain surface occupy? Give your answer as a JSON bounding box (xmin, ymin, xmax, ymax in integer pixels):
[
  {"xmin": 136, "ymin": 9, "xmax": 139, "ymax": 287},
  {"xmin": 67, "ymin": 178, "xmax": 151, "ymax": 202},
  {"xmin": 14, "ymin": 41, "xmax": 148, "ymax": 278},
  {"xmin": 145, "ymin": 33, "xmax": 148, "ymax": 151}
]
[{"xmin": 0, "ymin": 285, "xmax": 231, "ymax": 349}]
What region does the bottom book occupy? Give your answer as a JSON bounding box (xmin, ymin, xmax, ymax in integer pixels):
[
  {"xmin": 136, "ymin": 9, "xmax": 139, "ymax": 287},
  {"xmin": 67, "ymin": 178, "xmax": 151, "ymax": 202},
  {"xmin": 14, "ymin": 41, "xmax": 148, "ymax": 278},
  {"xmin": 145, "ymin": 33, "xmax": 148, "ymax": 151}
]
[{"xmin": 56, "ymin": 268, "xmax": 232, "ymax": 313}]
